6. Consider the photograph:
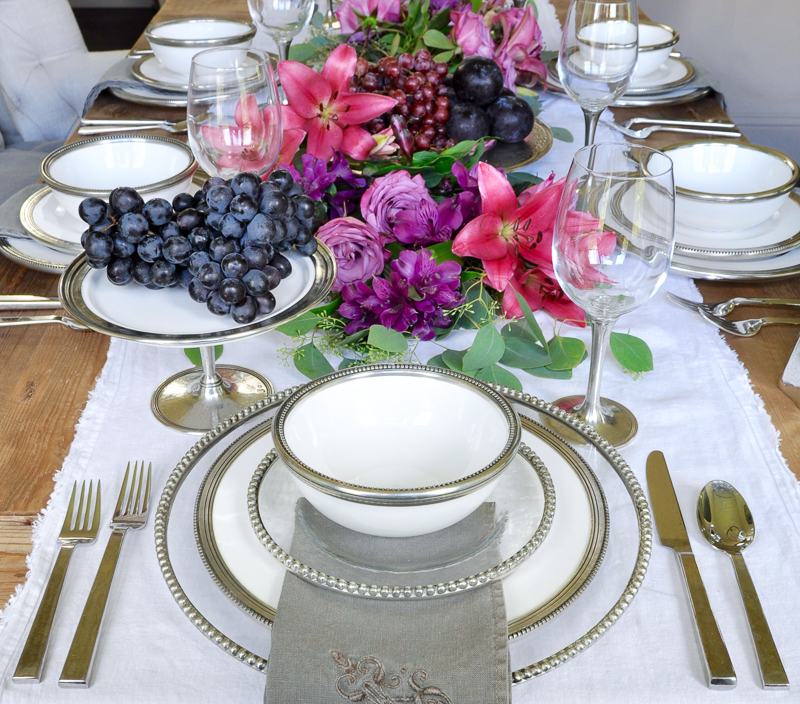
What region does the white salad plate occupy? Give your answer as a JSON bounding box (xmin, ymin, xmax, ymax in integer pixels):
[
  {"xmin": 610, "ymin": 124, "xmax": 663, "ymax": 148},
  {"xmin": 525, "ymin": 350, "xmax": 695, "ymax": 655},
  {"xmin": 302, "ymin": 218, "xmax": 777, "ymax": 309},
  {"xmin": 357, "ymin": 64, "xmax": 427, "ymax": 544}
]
[
  {"xmin": 110, "ymin": 85, "xmax": 187, "ymax": 108},
  {"xmin": 0, "ymin": 236, "xmax": 76, "ymax": 274},
  {"xmin": 625, "ymin": 56, "xmax": 694, "ymax": 94},
  {"xmin": 132, "ymin": 54, "xmax": 190, "ymax": 92},
  {"xmin": 156, "ymin": 387, "xmax": 650, "ymax": 683},
  {"xmin": 19, "ymin": 186, "xmax": 85, "ymax": 252}
]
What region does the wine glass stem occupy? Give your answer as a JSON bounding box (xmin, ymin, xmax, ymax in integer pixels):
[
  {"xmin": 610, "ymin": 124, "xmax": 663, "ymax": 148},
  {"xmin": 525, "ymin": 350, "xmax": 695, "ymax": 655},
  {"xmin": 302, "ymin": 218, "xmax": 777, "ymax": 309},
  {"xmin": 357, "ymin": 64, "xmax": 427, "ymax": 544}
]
[
  {"xmin": 582, "ymin": 109, "xmax": 602, "ymax": 147},
  {"xmin": 276, "ymin": 39, "xmax": 291, "ymax": 63},
  {"xmin": 579, "ymin": 316, "xmax": 615, "ymax": 425},
  {"xmin": 199, "ymin": 345, "xmax": 225, "ymax": 398}
]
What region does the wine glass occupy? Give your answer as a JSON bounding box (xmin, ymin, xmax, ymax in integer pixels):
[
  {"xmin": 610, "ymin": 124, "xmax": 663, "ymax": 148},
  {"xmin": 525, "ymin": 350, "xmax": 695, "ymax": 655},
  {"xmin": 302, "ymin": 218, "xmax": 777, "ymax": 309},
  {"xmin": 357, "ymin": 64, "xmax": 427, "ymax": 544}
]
[
  {"xmin": 558, "ymin": 0, "xmax": 638, "ymax": 146},
  {"xmin": 155, "ymin": 48, "xmax": 284, "ymax": 434},
  {"xmin": 551, "ymin": 142, "xmax": 675, "ymax": 447},
  {"xmin": 247, "ymin": 0, "xmax": 315, "ymax": 64}
]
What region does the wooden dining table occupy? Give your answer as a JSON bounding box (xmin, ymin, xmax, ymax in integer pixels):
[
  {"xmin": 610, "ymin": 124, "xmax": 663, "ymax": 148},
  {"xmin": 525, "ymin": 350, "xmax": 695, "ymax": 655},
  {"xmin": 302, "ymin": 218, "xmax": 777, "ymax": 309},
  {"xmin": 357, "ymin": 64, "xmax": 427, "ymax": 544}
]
[{"xmin": 1, "ymin": 0, "xmax": 798, "ymax": 610}]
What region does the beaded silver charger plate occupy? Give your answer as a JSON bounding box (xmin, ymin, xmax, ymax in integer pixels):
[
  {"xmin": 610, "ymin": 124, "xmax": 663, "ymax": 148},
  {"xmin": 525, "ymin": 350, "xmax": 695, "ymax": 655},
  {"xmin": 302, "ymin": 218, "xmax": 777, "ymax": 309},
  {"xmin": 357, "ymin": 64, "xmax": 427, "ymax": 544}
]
[
  {"xmin": 217, "ymin": 438, "xmax": 555, "ymax": 601},
  {"xmin": 155, "ymin": 367, "xmax": 651, "ymax": 684}
]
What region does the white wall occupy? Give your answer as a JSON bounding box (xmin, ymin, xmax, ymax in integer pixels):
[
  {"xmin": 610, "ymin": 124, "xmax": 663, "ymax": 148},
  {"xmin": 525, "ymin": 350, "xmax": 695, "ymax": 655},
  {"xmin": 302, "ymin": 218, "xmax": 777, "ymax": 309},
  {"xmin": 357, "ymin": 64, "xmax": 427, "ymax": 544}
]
[{"xmin": 638, "ymin": 0, "xmax": 800, "ymax": 164}]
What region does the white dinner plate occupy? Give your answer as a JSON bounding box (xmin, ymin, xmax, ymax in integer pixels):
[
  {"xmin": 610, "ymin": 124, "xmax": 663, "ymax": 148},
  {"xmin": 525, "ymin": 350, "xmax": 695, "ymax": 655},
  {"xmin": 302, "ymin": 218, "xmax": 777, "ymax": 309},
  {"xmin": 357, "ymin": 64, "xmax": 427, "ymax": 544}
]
[
  {"xmin": 625, "ymin": 56, "xmax": 694, "ymax": 94},
  {"xmin": 0, "ymin": 236, "xmax": 76, "ymax": 274},
  {"xmin": 132, "ymin": 54, "xmax": 190, "ymax": 92},
  {"xmin": 110, "ymin": 85, "xmax": 188, "ymax": 108}
]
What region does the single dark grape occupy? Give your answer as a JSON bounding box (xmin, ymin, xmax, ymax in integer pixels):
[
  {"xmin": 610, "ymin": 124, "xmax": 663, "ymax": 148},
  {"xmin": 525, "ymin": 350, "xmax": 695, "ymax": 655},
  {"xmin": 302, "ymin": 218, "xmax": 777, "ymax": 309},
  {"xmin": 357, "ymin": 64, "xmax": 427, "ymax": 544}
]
[
  {"xmin": 172, "ymin": 192, "xmax": 195, "ymax": 212},
  {"xmin": 231, "ymin": 296, "xmax": 257, "ymax": 324},
  {"xmin": 137, "ymin": 234, "xmax": 163, "ymax": 262},
  {"xmin": 178, "ymin": 266, "xmax": 193, "ymax": 289},
  {"xmin": 258, "ymin": 181, "xmax": 280, "ymax": 199},
  {"xmin": 284, "ymin": 198, "xmax": 297, "ymax": 219},
  {"xmin": 230, "ymin": 172, "xmax": 261, "ymax": 198},
  {"xmin": 207, "ymin": 184, "xmax": 234, "ymax": 213},
  {"xmin": 78, "ymin": 197, "xmax": 108, "ymax": 225},
  {"xmin": 293, "ymin": 195, "xmax": 315, "ymax": 222},
  {"xmin": 89, "ymin": 217, "xmax": 116, "ymax": 234},
  {"xmin": 106, "ymin": 257, "xmax": 133, "ymax": 285},
  {"xmin": 198, "ymin": 261, "xmax": 223, "ymax": 289},
  {"xmin": 274, "ymin": 237, "xmax": 292, "ymax": 253},
  {"xmin": 160, "ymin": 220, "xmax": 180, "ymax": 239},
  {"xmin": 163, "ymin": 235, "xmax": 192, "ymax": 265},
  {"xmin": 229, "ymin": 194, "xmax": 258, "ymax": 223},
  {"xmin": 221, "ymin": 252, "xmax": 248, "ymax": 279},
  {"xmin": 81, "ymin": 229, "xmax": 91, "ymax": 248},
  {"xmin": 86, "ymin": 254, "xmax": 112, "ymax": 269},
  {"xmin": 84, "ymin": 231, "xmax": 113, "ymax": 260},
  {"xmin": 267, "ymin": 169, "xmax": 294, "ymax": 193},
  {"xmin": 110, "ymin": 187, "xmax": 144, "ymax": 215},
  {"xmin": 271, "ymin": 252, "xmax": 292, "ymax": 278},
  {"xmin": 205, "ymin": 211, "xmax": 224, "ymax": 231},
  {"xmin": 219, "ymin": 212, "xmax": 246, "ymax": 239},
  {"xmin": 254, "ymin": 292, "xmax": 276, "ymax": 316},
  {"xmin": 142, "ymin": 198, "xmax": 173, "ymax": 227},
  {"xmin": 118, "ymin": 212, "xmax": 149, "ymax": 244},
  {"xmin": 287, "ymin": 183, "xmax": 304, "ymax": 198},
  {"xmin": 272, "ymin": 219, "xmax": 288, "ymax": 244},
  {"xmin": 259, "ymin": 191, "xmax": 289, "ymax": 218},
  {"xmin": 209, "ymin": 236, "xmax": 238, "ymax": 262},
  {"xmin": 188, "ymin": 250, "xmax": 212, "ymax": 276},
  {"xmin": 188, "ymin": 278, "xmax": 211, "ymax": 303},
  {"xmin": 261, "ymin": 265, "xmax": 281, "ymax": 290},
  {"xmin": 150, "ymin": 259, "xmax": 177, "ymax": 287},
  {"xmin": 242, "ymin": 245, "xmax": 269, "ymax": 271},
  {"xmin": 188, "ymin": 226, "xmax": 213, "ymax": 251},
  {"xmin": 206, "ymin": 291, "xmax": 231, "ymax": 316},
  {"xmin": 176, "ymin": 208, "xmax": 203, "ymax": 233},
  {"xmin": 195, "ymin": 200, "xmax": 210, "ymax": 215},
  {"xmin": 295, "ymin": 238, "xmax": 318, "ymax": 256},
  {"xmin": 201, "ymin": 176, "xmax": 226, "ymax": 196},
  {"xmin": 132, "ymin": 260, "xmax": 152, "ymax": 286},
  {"xmin": 241, "ymin": 269, "xmax": 269, "ymax": 296},
  {"xmin": 112, "ymin": 234, "xmax": 136, "ymax": 259},
  {"xmin": 218, "ymin": 277, "xmax": 247, "ymax": 305},
  {"xmin": 246, "ymin": 213, "xmax": 276, "ymax": 246}
]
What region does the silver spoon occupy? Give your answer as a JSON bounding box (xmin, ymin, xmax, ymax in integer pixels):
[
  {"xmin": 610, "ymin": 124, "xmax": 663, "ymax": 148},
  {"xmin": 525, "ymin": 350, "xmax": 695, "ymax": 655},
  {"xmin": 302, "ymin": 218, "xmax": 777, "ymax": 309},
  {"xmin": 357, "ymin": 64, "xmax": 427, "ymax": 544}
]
[{"xmin": 697, "ymin": 481, "xmax": 789, "ymax": 688}]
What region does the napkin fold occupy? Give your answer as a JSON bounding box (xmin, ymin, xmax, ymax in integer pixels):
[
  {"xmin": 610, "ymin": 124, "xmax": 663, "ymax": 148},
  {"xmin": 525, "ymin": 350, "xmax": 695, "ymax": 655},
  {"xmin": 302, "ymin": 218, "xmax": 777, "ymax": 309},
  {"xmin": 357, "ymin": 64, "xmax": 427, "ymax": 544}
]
[
  {"xmin": 82, "ymin": 57, "xmax": 184, "ymax": 116},
  {"xmin": 265, "ymin": 500, "xmax": 510, "ymax": 704},
  {"xmin": 0, "ymin": 184, "xmax": 46, "ymax": 241}
]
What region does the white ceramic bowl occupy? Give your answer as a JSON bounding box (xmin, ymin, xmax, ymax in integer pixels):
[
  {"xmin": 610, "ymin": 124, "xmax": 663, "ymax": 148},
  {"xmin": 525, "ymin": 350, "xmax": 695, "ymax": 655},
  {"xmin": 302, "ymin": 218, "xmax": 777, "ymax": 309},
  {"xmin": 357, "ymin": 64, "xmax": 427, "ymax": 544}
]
[
  {"xmin": 40, "ymin": 136, "xmax": 198, "ymax": 223},
  {"xmin": 272, "ymin": 364, "xmax": 521, "ymax": 538},
  {"xmin": 633, "ymin": 21, "xmax": 679, "ymax": 78},
  {"xmin": 145, "ymin": 17, "xmax": 256, "ymax": 78},
  {"xmin": 662, "ymin": 141, "xmax": 799, "ymax": 233}
]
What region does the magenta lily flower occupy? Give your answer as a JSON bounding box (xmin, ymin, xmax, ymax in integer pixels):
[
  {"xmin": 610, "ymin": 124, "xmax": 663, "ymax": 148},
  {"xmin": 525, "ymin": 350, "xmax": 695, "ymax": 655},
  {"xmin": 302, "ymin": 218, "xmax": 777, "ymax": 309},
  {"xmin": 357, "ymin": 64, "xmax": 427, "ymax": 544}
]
[
  {"xmin": 278, "ymin": 44, "xmax": 396, "ymax": 161},
  {"xmin": 451, "ymin": 162, "xmax": 566, "ymax": 292}
]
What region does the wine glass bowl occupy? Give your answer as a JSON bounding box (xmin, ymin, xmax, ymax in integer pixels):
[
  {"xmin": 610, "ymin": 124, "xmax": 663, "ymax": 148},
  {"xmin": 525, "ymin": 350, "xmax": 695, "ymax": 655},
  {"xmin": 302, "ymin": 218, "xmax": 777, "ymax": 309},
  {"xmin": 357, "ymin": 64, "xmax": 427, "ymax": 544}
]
[
  {"xmin": 558, "ymin": 0, "xmax": 638, "ymax": 145},
  {"xmin": 247, "ymin": 0, "xmax": 315, "ymax": 63},
  {"xmin": 552, "ymin": 142, "xmax": 675, "ymax": 446},
  {"xmin": 187, "ymin": 48, "xmax": 282, "ymax": 180}
]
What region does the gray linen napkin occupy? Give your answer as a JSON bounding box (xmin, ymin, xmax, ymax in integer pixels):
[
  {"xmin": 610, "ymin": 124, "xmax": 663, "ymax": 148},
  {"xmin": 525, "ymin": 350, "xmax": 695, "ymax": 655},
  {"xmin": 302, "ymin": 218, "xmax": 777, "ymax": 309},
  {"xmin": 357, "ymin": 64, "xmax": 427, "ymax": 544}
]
[
  {"xmin": 82, "ymin": 58, "xmax": 185, "ymax": 116},
  {"xmin": 664, "ymin": 55, "xmax": 728, "ymax": 110},
  {"xmin": 265, "ymin": 499, "xmax": 510, "ymax": 703},
  {"xmin": 0, "ymin": 184, "xmax": 46, "ymax": 240}
]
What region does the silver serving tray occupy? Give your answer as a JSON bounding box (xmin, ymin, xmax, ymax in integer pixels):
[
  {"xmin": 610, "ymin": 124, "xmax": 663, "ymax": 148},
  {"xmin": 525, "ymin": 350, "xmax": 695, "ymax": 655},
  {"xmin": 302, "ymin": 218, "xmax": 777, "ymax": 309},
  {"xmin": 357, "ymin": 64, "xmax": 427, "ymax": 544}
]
[{"xmin": 155, "ymin": 374, "xmax": 651, "ymax": 683}]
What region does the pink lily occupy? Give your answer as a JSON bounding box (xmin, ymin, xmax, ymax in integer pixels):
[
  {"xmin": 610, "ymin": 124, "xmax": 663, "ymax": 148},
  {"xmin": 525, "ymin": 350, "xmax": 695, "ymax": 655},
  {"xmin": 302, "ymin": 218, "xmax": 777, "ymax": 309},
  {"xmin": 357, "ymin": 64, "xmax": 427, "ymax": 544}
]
[
  {"xmin": 451, "ymin": 162, "xmax": 566, "ymax": 292},
  {"xmin": 336, "ymin": 0, "xmax": 402, "ymax": 34},
  {"xmin": 502, "ymin": 265, "xmax": 585, "ymax": 324},
  {"xmin": 276, "ymin": 127, "xmax": 306, "ymax": 169},
  {"xmin": 555, "ymin": 209, "xmax": 618, "ymax": 290},
  {"xmin": 200, "ymin": 95, "xmax": 282, "ymax": 173},
  {"xmin": 278, "ymin": 44, "xmax": 397, "ymax": 162}
]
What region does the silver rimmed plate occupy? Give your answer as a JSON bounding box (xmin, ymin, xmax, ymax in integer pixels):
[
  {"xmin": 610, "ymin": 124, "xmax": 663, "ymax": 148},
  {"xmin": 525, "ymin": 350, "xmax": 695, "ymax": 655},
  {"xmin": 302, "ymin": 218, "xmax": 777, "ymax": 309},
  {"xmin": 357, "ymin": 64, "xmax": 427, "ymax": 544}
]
[
  {"xmin": 132, "ymin": 54, "xmax": 190, "ymax": 92},
  {"xmin": 625, "ymin": 56, "xmax": 694, "ymax": 94},
  {"xmin": 155, "ymin": 385, "xmax": 649, "ymax": 682},
  {"xmin": 237, "ymin": 441, "xmax": 555, "ymax": 600},
  {"xmin": 0, "ymin": 237, "xmax": 76, "ymax": 274},
  {"xmin": 19, "ymin": 186, "xmax": 87, "ymax": 253},
  {"xmin": 58, "ymin": 245, "xmax": 336, "ymax": 346},
  {"xmin": 109, "ymin": 85, "xmax": 188, "ymax": 108}
]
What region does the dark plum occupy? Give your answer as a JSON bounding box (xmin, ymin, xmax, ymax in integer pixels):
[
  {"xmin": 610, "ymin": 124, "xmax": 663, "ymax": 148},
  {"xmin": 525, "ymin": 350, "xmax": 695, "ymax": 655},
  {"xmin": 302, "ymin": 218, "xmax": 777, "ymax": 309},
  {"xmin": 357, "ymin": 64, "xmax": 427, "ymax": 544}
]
[
  {"xmin": 486, "ymin": 94, "xmax": 534, "ymax": 143},
  {"xmin": 452, "ymin": 57, "xmax": 504, "ymax": 106},
  {"xmin": 446, "ymin": 102, "xmax": 490, "ymax": 142}
]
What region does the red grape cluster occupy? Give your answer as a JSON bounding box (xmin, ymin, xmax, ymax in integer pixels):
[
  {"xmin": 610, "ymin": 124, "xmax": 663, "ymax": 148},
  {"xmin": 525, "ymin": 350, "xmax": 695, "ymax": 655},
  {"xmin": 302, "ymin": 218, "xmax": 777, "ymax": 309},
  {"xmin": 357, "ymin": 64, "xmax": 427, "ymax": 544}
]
[{"xmin": 351, "ymin": 49, "xmax": 457, "ymax": 152}]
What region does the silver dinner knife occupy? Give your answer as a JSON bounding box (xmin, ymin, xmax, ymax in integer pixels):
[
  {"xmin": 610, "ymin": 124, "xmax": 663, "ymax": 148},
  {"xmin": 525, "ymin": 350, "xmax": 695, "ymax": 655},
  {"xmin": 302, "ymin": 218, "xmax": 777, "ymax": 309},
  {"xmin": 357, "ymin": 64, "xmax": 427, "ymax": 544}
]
[
  {"xmin": 646, "ymin": 451, "xmax": 737, "ymax": 688},
  {"xmin": 0, "ymin": 295, "xmax": 61, "ymax": 310}
]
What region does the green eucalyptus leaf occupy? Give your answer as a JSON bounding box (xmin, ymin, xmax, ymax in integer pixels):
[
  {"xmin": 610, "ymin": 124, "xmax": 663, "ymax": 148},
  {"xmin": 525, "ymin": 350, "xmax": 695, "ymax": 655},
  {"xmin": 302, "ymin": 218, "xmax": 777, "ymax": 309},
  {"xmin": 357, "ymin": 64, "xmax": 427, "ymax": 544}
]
[
  {"xmin": 276, "ymin": 311, "xmax": 320, "ymax": 337},
  {"xmin": 550, "ymin": 127, "xmax": 574, "ymax": 143},
  {"xmin": 310, "ymin": 35, "xmax": 331, "ymax": 47},
  {"xmin": 526, "ymin": 366, "xmax": 573, "ymax": 379},
  {"xmin": 513, "ymin": 290, "xmax": 548, "ymax": 350},
  {"xmin": 184, "ymin": 345, "xmax": 223, "ymax": 366},
  {"xmin": 422, "ymin": 29, "xmax": 455, "ymax": 49},
  {"xmin": 475, "ymin": 364, "xmax": 523, "ymax": 391},
  {"xmin": 426, "ymin": 353, "xmax": 449, "ymax": 368},
  {"xmin": 287, "ymin": 43, "xmax": 319, "ymax": 63},
  {"xmin": 442, "ymin": 348, "xmax": 467, "ymax": 371},
  {"xmin": 311, "ymin": 11, "xmax": 325, "ymax": 28},
  {"xmin": 500, "ymin": 335, "xmax": 550, "ymax": 368},
  {"xmin": 547, "ymin": 335, "xmax": 586, "ymax": 370},
  {"xmin": 338, "ymin": 358, "xmax": 360, "ymax": 370},
  {"xmin": 425, "ymin": 240, "xmax": 462, "ymax": 264},
  {"xmin": 367, "ymin": 325, "xmax": 408, "ymax": 353},
  {"xmin": 312, "ymin": 296, "xmax": 342, "ymax": 318},
  {"xmin": 610, "ymin": 332, "xmax": 653, "ymax": 372},
  {"xmin": 462, "ymin": 325, "xmax": 505, "ymax": 371},
  {"xmin": 423, "ymin": 171, "xmax": 445, "ymax": 188},
  {"xmin": 433, "ymin": 50, "xmax": 455, "ymax": 63},
  {"xmin": 341, "ymin": 328, "xmax": 369, "ymax": 345},
  {"xmin": 294, "ymin": 343, "xmax": 334, "ymax": 379}
]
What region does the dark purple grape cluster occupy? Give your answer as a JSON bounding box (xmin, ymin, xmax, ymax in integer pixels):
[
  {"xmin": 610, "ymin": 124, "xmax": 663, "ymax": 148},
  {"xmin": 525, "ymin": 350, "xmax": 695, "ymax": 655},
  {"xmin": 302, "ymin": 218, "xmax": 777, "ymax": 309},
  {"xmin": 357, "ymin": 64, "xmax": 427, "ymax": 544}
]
[{"xmin": 78, "ymin": 169, "xmax": 320, "ymax": 325}]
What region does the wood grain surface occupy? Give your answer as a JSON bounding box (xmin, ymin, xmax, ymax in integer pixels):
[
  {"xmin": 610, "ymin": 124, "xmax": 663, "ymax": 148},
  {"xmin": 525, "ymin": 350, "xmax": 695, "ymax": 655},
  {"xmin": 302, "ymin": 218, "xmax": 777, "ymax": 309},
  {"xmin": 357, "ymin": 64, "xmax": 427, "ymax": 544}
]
[{"xmin": 1, "ymin": 0, "xmax": 798, "ymax": 613}]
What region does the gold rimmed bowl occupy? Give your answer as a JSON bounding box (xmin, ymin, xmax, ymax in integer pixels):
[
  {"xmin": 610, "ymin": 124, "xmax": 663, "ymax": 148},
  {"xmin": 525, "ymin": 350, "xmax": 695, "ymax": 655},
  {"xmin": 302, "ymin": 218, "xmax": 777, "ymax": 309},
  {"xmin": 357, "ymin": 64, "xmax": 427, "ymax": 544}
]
[
  {"xmin": 271, "ymin": 364, "xmax": 521, "ymax": 538},
  {"xmin": 634, "ymin": 21, "xmax": 679, "ymax": 78}
]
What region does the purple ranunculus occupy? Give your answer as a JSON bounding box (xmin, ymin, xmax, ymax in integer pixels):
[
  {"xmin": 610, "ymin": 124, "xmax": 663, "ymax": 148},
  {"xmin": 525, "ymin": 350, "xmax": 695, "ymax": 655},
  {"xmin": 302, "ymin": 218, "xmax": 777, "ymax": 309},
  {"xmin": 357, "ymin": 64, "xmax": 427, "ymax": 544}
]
[
  {"xmin": 315, "ymin": 217, "xmax": 387, "ymax": 291},
  {"xmin": 393, "ymin": 196, "xmax": 464, "ymax": 247},
  {"xmin": 360, "ymin": 170, "xmax": 431, "ymax": 238}
]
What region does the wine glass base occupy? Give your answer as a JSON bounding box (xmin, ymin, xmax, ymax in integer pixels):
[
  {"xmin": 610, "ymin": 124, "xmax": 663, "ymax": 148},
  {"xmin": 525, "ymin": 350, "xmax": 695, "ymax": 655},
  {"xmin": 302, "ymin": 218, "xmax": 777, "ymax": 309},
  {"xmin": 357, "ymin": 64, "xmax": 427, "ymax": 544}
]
[
  {"xmin": 151, "ymin": 365, "xmax": 274, "ymax": 434},
  {"xmin": 551, "ymin": 395, "xmax": 638, "ymax": 447}
]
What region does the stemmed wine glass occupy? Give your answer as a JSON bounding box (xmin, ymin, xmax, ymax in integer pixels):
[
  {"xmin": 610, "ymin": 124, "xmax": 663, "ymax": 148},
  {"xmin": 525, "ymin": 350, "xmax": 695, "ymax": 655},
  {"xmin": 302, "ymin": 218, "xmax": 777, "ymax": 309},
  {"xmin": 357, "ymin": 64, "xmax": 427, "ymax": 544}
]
[
  {"xmin": 154, "ymin": 47, "xmax": 283, "ymax": 434},
  {"xmin": 558, "ymin": 0, "xmax": 639, "ymax": 146},
  {"xmin": 247, "ymin": 0, "xmax": 315, "ymax": 64},
  {"xmin": 551, "ymin": 142, "xmax": 675, "ymax": 446}
]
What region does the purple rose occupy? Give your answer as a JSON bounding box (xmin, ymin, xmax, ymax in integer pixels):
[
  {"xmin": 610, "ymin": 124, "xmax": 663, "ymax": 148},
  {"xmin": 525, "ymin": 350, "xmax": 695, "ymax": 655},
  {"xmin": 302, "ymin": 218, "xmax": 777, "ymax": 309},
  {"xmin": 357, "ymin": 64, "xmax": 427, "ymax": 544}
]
[
  {"xmin": 315, "ymin": 217, "xmax": 387, "ymax": 291},
  {"xmin": 360, "ymin": 170, "xmax": 430, "ymax": 238}
]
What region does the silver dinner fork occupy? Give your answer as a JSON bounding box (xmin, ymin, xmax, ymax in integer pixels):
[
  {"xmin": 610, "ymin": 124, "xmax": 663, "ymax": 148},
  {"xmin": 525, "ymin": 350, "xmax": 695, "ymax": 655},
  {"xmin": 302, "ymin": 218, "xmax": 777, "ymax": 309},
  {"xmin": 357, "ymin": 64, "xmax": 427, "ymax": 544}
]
[
  {"xmin": 667, "ymin": 292, "xmax": 800, "ymax": 317},
  {"xmin": 59, "ymin": 462, "xmax": 151, "ymax": 688},
  {"xmin": 699, "ymin": 308, "xmax": 800, "ymax": 337},
  {"xmin": 77, "ymin": 119, "xmax": 188, "ymax": 136},
  {"xmin": 13, "ymin": 481, "xmax": 100, "ymax": 682},
  {"xmin": 601, "ymin": 119, "xmax": 742, "ymax": 140}
]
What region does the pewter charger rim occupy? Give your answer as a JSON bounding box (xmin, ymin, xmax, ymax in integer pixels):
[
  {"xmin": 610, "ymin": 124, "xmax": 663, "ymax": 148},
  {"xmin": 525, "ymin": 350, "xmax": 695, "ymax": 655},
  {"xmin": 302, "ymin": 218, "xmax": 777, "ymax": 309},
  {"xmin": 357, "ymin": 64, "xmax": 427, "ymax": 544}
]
[
  {"xmin": 154, "ymin": 380, "xmax": 650, "ymax": 682},
  {"xmin": 57, "ymin": 244, "xmax": 336, "ymax": 346},
  {"xmin": 272, "ymin": 364, "xmax": 522, "ymax": 506},
  {"xmin": 240, "ymin": 441, "xmax": 556, "ymax": 600}
]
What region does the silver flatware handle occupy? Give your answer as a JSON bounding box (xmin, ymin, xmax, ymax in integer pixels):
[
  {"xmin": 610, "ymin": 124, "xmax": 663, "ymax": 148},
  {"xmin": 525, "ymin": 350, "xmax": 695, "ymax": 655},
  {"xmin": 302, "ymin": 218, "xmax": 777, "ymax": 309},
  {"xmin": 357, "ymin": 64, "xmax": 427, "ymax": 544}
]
[
  {"xmin": 0, "ymin": 315, "xmax": 86, "ymax": 330},
  {"xmin": 80, "ymin": 118, "xmax": 165, "ymax": 126},
  {"xmin": 0, "ymin": 295, "xmax": 61, "ymax": 310},
  {"xmin": 59, "ymin": 529, "xmax": 127, "ymax": 688},
  {"xmin": 729, "ymin": 297, "xmax": 800, "ymax": 309},
  {"xmin": 760, "ymin": 317, "xmax": 800, "ymax": 327},
  {"xmin": 13, "ymin": 545, "xmax": 76, "ymax": 682},
  {"xmin": 627, "ymin": 118, "xmax": 739, "ymax": 130},
  {"xmin": 731, "ymin": 553, "xmax": 789, "ymax": 688},
  {"xmin": 661, "ymin": 127, "xmax": 742, "ymax": 137},
  {"xmin": 78, "ymin": 125, "xmax": 166, "ymax": 135},
  {"xmin": 677, "ymin": 552, "xmax": 737, "ymax": 688}
]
